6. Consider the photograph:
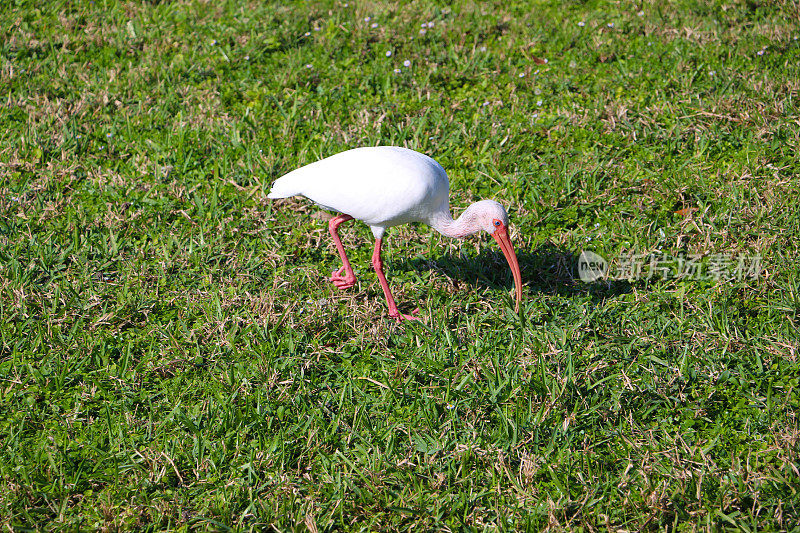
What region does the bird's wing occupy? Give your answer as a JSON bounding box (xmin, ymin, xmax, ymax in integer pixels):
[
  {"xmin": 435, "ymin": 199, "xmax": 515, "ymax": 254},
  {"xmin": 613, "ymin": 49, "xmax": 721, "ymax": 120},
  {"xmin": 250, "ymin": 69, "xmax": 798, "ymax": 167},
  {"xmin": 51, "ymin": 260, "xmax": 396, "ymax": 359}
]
[{"xmin": 268, "ymin": 147, "xmax": 449, "ymax": 227}]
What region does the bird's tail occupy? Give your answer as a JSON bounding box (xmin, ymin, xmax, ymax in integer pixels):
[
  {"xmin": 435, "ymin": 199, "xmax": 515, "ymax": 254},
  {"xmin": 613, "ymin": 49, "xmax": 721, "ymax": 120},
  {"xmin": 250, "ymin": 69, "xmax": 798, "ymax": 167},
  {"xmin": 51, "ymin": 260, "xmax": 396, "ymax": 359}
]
[{"xmin": 267, "ymin": 173, "xmax": 301, "ymax": 199}]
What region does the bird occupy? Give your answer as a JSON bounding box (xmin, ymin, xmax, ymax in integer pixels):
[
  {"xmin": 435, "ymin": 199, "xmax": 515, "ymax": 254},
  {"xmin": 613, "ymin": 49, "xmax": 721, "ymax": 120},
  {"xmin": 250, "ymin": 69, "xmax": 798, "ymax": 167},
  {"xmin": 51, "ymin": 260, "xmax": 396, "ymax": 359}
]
[{"xmin": 268, "ymin": 146, "xmax": 522, "ymax": 321}]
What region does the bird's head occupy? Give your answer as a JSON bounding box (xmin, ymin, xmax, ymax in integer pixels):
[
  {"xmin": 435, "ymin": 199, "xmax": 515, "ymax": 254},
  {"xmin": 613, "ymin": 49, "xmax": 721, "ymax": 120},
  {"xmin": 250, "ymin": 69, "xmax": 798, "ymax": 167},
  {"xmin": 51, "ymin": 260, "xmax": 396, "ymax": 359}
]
[
  {"xmin": 466, "ymin": 199, "xmax": 510, "ymax": 234},
  {"xmin": 464, "ymin": 200, "xmax": 523, "ymax": 313}
]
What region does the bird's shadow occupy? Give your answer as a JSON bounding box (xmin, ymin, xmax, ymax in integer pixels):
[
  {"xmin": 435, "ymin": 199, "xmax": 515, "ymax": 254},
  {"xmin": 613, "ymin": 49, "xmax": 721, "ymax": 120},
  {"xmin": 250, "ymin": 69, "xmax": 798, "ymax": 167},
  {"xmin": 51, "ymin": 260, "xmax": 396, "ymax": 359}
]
[{"xmin": 393, "ymin": 242, "xmax": 634, "ymax": 302}]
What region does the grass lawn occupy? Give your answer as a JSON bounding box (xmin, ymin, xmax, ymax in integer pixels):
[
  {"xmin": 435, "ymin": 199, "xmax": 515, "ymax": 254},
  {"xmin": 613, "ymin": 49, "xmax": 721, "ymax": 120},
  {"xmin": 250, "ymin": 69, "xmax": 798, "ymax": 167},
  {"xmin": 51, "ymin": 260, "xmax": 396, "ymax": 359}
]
[{"xmin": 2, "ymin": 0, "xmax": 799, "ymax": 529}]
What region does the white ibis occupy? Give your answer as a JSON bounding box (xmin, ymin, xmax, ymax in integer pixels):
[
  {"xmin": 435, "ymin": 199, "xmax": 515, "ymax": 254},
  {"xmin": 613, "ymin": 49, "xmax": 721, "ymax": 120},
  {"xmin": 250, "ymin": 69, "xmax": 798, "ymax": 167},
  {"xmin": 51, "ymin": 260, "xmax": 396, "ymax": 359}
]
[{"xmin": 268, "ymin": 146, "xmax": 522, "ymax": 321}]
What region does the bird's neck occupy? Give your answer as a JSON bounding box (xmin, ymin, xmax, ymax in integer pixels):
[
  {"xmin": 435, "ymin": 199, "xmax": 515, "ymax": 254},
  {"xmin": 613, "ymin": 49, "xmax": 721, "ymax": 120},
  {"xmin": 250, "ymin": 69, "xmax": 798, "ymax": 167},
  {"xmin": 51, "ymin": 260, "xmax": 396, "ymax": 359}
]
[{"xmin": 430, "ymin": 204, "xmax": 481, "ymax": 239}]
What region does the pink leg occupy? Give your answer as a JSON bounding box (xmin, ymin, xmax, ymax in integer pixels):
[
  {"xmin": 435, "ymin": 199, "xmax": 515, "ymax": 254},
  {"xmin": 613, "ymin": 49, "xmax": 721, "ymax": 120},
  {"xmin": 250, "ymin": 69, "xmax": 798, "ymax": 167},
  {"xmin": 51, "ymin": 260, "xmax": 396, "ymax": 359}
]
[
  {"xmin": 371, "ymin": 238, "xmax": 420, "ymax": 322},
  {"xmin": 328, "ymin": 214, "xmax": 357, "ymax": 289}
]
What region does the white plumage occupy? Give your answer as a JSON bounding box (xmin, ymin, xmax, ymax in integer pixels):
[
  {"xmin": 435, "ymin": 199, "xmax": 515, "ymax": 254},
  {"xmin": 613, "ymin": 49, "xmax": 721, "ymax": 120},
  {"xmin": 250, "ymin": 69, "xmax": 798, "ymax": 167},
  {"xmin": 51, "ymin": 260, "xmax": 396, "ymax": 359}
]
[
  {"xmin": 268, "ymin": 146, "xmax": 522, "ymax": 321},
  {"xmin": 269, "ymin": 147, "xmax": 449, "ymax": 238}
]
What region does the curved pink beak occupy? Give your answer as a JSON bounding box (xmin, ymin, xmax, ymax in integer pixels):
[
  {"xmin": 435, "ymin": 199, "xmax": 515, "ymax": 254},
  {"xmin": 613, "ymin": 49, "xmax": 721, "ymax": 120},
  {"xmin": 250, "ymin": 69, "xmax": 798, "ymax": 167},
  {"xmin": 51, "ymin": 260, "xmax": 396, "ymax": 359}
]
[{"xmin": 492, "ymin": 224, "xmax": 523, "ymax": 313}]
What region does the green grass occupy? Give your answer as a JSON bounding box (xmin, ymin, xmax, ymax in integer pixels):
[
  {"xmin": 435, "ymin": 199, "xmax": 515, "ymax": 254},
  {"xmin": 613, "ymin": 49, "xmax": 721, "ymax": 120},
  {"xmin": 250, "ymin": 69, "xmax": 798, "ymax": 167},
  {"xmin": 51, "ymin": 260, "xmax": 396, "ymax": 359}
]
[{"xmin": 1, "ymin": 0, "xmax": 799, "ymax": 529}]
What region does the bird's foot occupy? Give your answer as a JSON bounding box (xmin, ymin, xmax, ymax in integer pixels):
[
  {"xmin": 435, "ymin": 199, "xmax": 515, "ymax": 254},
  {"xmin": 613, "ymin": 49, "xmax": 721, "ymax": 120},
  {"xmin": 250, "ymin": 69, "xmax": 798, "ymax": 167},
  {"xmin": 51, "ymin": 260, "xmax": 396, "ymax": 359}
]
[
  {"xmin": 389, "ymin": 307, "xmax": 421, "ymax": 322},
  {"xmin": 330, "ymin": 266, "xmax": 357, "ymax": 290}
]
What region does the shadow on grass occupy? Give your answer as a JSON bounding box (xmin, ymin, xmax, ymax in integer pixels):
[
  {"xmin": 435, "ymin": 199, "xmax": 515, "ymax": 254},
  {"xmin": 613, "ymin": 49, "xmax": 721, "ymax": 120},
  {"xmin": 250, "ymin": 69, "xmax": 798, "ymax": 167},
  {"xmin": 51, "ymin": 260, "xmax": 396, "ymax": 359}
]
[{"xmin": 395, "ymin": 242, "xmax": 634, "ymax": 302}]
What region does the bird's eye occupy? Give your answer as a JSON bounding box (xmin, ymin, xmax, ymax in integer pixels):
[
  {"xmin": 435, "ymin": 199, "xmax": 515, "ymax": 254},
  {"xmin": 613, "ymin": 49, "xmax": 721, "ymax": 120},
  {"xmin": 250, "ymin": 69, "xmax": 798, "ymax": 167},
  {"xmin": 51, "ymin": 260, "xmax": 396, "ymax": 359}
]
[{"xmin": 493, "ymin": 220, "xmax": 501, "ymax": 227}]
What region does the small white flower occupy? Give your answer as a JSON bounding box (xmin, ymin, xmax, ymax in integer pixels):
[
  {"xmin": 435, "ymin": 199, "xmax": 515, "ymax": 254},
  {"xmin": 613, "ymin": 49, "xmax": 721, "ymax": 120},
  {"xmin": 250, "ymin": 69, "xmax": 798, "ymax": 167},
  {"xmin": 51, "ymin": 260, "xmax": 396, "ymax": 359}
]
[
  {"xmin": 757, "ymin": 49, "xmax": 764, "ymax": 56},
  {"xmin": 421, "ymin": 23, "xmax": 427, "ymax": 28},
  {"xmin": 637, "ymin": 11, "xmax": 644, "ymax": 16},
  {"xmin": 385, "ymin": 50, "xmax": 392, "ymax": 57},
  {"xmin": 518, "ymin": 72, "xmax": 525, "ymax": 78},
  {"xmin": 709, "ymin": 70, "xmax": 715, "ymax": 76},
  {"xmin": 393, "ymin": 68, "xmax": 401, "ymax": 74},
  {"xmin": 607, "ymin": 23, "xmax": 614, "ymax": 28},
  {"xmin": 428, "ymin": 21, "xmax": 435, "ymax": 28},
  {"xmin": 106, "ymin": 133, "xmax": 113, "ymax": 138},
  {"xmin": 259, "ymin": 149, "xmax": 263, "ymax": 153},
  {"xmin": 482, "ymin": 101, "xmax": 490, "ymax": 107},
  {"xmin": 244, "ymin": 55, "xmax": 250, "ymax": 60},
  {"xmin": 534, "ymin": 69, "xmax": 540, "ymax": 75},
  {"xmin": 536, "ymin": 99, "xmax": 542, "ymax": 106},
  {"xmin": 534, "ymin": 88, "xmax": 541, "ymax": 95},
  {"xmin": 446, "ymin": 403, "xmax": 455, "ymax": 410},
  {"xmin": 543, "ymin": 58, "xmax": 548, "ymax": 63},
  {"xmin": 314, "ymin": 27, "xmax": 320, "ymax": 31},
  {"xmin": 371, "ymin": 23, "xmax": 378, "ymax": 28},
  {"xmin": 594, "ymin": 222, "xmax": 600, "ymax": 228},
  {"xmin": 578, "ymin": 21, "xmax": 585, "ymax": 27},
  {"xmin": 304, "ymin": 31, "xmax": 310, "ymax": 36},
  {"xmin": 305, "ymin": 63, "xmax": 313, "ymax": 68},
  {"xmin": 403, "ymin": 59, "xmax": 411, "ymax": 67},
  {"xmin": 479, "ymin": 45, "xmax": 487, "ymax": 52},
  {"xmin": 364, "ymin": 16, "xmax": 371, "ymax": 22},
  {"xmin": 532, "ymin": 112, "xmax": 539, "ymax": 118},
  {"xmin": 419, "ymin": 28, "xmax": 427, "ymax": 35},
  {"xmin": 648, "ymin": 42, "xmax": 653, "ymax": 46},
  {"xmin": 211, "ymin": 39, "xmax": 217, "ymax": 45},
  {"xmin": 343, "ymin": 2, "xmax": 348, "ymax": 6}
]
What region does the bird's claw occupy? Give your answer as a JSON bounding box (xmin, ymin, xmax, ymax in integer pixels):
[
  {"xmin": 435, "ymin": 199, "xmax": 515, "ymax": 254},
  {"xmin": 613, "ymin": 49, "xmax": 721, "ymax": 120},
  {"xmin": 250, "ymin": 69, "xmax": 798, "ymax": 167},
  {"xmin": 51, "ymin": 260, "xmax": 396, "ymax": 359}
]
[
  {"xmin": 330, "ymin": 267, "xmax": 356, "ymax": 290},
  {"xmin": 389, "ymin": 308, "xmax": 422, "ymax": 322}
]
